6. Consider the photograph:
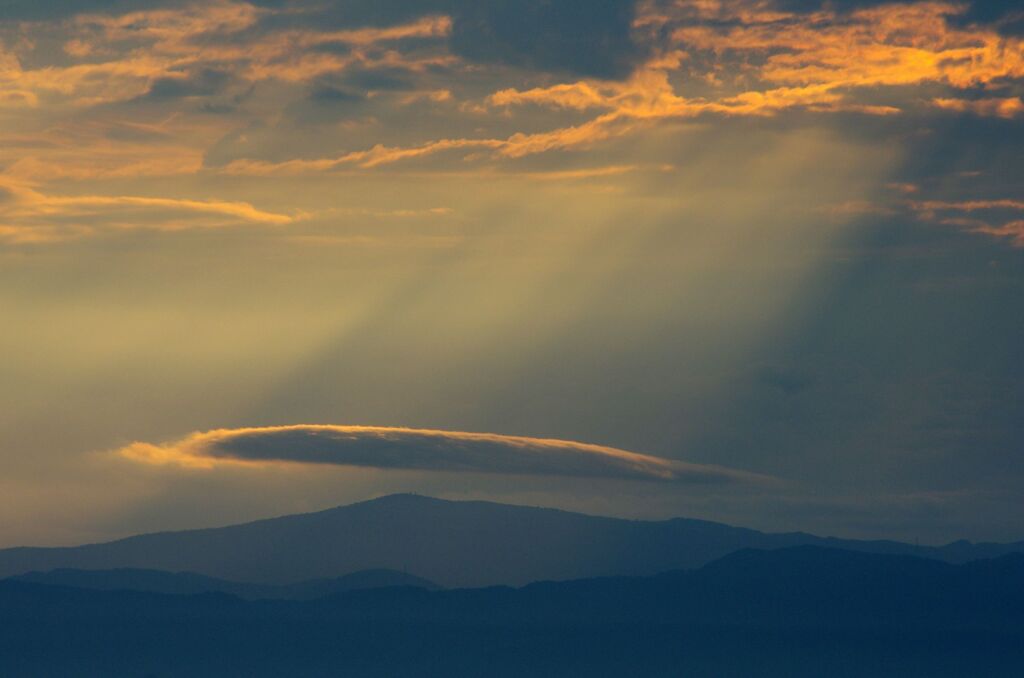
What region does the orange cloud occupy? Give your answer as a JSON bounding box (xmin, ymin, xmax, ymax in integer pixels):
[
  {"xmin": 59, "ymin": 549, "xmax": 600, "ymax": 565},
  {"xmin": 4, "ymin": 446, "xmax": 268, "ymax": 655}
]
[
  {"xmin": 1, "ymin": 4, "xmax": 453, "ymax": 108},
  {"xmin": 908, "ymin": 197, "xmax": 1024, "ymax": 247},
  {"xmin": 115, "ymin": 424, "xmax": 776, "ymax": 485},
  {"xmin": 518, "ymin": 164, "xmax": 657, "ymax": 181},
  {"xmin": 932, "ymin": 97, "xmax": 1024, "ymax": 119},
  {"xmin": 911, "ymin": 199, "xmax": 1024, "ymax": 212},
  {"xmin": 971, "ymin": 220, "xmax": 1024, "ymax": 246},
  {"xmin": 670, "ymin": 2, "xmax": 1024, "ymax": 91},
  {"xmin": 221, "ymin": 138, "xmax": 506, "ymax": 175},
  {"xmin": 4, "ymin": 152, "xmax": 205, "ymax": 183},
  {"xmin": 2, "ymin": 0, "xmax": 1022, "ymax": 189},
  {"xmin": 0, "ymin": 110, "xmax": 235, "ymax": 184},
  {"xmin": 490, "ymin": 81, "xmax": 613, "ymax": 110},
  {"xmin": 486, "ymin": 70, "xmax": 895, "ymax": 160},
  {"xmin": 0, "ymin": 223, "xmax": 94, "ymax": 245},
  {"xmin": 475, "ymin": 1, "xmax": 1022, "ymax": 161},
  {"xmin": 221, "ymin": 69, "xmax": 900, "ymax": 173},
  {"xmin": 0, "ymin": 179, "xmax": 301, "ymax": 244}
]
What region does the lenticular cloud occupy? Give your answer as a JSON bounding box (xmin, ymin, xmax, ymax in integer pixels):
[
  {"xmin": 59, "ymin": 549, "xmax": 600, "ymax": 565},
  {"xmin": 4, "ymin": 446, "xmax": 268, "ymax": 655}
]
[{"xmin": 116, "ymin": 425, "xmax": 771, "ymax": 485}]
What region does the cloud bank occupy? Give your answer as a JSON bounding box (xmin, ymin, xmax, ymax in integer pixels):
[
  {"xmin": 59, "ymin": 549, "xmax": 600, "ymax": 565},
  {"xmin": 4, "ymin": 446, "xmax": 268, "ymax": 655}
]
[
  {"xmin": 2, "ymin": 0, "xmax": 1022, "ymax": 248},
  {"xmin": 116, "ymin": 425, "xmax": 772, "ymax": 485}
]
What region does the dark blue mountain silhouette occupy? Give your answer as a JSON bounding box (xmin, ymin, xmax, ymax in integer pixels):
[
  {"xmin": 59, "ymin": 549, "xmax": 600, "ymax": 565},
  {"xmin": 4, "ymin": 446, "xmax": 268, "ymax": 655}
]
[
  {"xmin": 0, "ymin": 494, "xmax": 1020, "ymax": 588},
  {"xmin": 1, "ymin": 546, "xmax": 1021, "ymax": 677},
  {"xmin": 11, "ymin": 567, "xmax": 438, "ymax": 599}
]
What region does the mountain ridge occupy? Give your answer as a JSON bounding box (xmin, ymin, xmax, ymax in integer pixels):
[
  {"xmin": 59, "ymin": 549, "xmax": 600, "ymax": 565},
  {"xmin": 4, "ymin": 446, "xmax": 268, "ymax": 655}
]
[
  {"xmin": 1, "ymin": 545, "xmax": 1022, "ymax": 677},
  {"xmin": 9, "ymin": 566, "xmax": 438, "ymax": 600},
  {"xmin": 0, "ymin": 493, "xmax": 1020, "ymax": 588}
]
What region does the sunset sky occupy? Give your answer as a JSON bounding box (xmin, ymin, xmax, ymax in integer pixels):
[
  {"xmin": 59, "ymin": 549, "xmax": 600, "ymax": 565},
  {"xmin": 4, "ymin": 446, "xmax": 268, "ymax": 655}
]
[{"xmin": 1, "ymin": 0, "xmax": 1022, "ymax": 547}]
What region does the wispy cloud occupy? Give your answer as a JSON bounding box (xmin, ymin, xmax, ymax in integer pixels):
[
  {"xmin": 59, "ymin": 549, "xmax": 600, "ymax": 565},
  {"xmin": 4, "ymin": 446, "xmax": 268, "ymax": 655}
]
[
  {"xmin": 666, "ymin": 2, "xmax": 1024, "ymax": 92},
  {"xmin": 221, "ymin": 138, "xmax": 506, "ymax": 175},
  {"xmin": 0, "ymin": 3, "xmax": 452, "ymax": 109},
  {"xmin": 908, "ymin": 198, "xmax": 1024, "ymax": 247},
  {"xmin": 115, "ymin": 425, "xmax": 776, "ymax": 485},
  {"xmin": 932, "ymin": 97, "xmax": 1024, "ymax": 119},
  {"xmin": 0, "ymin": 180, "xmax": 301, "ymax": 244}
]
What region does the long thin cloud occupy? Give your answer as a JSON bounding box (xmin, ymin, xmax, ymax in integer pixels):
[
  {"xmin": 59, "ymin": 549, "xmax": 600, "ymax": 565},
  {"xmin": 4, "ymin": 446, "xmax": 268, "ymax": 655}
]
[
  {"xmin": 906, "ymin": 197, "xmax": 1024, "ymax": 247},
  {"xmin": 115, "ymin": 425, "xmax": 777, "ymax": 485},
  {"xmin": 0, "ymin": 180, "xmax": 300, "ymax": 243}
]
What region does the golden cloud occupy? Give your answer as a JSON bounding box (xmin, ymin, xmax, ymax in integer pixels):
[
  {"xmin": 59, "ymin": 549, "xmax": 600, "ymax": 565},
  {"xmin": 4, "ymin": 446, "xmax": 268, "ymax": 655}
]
[
  {"xmin": 115, "ymin": 424, "xmax": 777, "ymax": 485},
  {"xmin": 932, "ymin": 97, "xmax": 1024, "ymax": 119},
  {"xmin": 0, "ymin": 3, "xmax": 453, "ymax": 108},
  {"xmin": 0, "ymin": 179, "xmax": 301, "ymax": 244}
]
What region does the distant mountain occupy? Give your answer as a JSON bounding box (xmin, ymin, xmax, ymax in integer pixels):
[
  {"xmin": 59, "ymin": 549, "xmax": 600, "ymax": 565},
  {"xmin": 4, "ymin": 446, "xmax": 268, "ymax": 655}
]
[
  {"xmin": 0, "ymin": 494, "xmax": 1020, "ymax": 587},
  {"xmin": 0, "ymin": 546, "xmax": 1021, "ymax": 677},
  {"xmin": 300, "ymin": 546, "xmax": 1024, "ymax": 630},
  {"xmin": 10, "ymin": 567, "xmax": 438, "ymax": 600}
]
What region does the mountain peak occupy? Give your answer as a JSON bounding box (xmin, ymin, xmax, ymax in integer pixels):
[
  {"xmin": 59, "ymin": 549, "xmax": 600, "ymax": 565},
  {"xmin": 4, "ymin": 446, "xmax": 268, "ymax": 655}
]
[{"xmin": 354, "ymin": 493, "xmax": 448, "ymax": 507}]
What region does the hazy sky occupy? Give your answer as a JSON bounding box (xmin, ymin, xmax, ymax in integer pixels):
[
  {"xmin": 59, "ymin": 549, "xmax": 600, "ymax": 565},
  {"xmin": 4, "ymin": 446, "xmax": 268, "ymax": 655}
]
[{"xmin": 1, "ymin": 0, "xmax": 1022, "ymax": 547}]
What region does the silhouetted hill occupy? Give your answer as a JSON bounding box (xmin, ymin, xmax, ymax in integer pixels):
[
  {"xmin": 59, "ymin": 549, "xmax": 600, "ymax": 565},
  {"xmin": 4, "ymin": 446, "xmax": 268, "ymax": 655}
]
[
  {"xmin": 0, "ymin": 546, "xmax": 1021, "ymax": 677},
  {"xmin": 0, "ymin": 494, "xmax": 1020, "ymax": 587},
  {"xmin": 290, "ymin": 547, "xmax": 1024, "ymax": 630},
  {"xmin": 10, "ymin": 567, "xmax": 437, "ymax": 600}
]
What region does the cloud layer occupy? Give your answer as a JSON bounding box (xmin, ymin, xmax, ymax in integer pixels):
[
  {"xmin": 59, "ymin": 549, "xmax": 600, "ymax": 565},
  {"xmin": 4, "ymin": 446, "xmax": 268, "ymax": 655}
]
[
  {"xmin": 1, "ymin": 0, "xmax": 1022, "ymax": 247},
  {"xmin": 116, "ymin": 425, "xmax": 772, "ymax": 485}
]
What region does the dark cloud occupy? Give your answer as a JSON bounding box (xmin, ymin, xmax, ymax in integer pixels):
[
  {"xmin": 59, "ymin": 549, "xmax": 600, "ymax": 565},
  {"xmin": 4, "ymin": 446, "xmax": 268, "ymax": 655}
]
[
  {"xmin": 254, "ymin": 0, "xmax": 645, "ymax": 79},
  {"xmin": 770, "ymin": 0, "xmax": 894, "ymax": 13},
  {"xmin": 308, "ymin": 84, "xmax": 366, "ymax": 104},
  {"xmin": 143, "ymin": 69, "xmax": 233, "ymax": 100},
  {"xmin": 290, "ymin": 80, "xmax": 371, "ymax": 126},
  {"xmin": 307, "ymin": 42, "xmax": 354, "ymax": 57},
  {"xmin": 341, "ymin": 67, "xmax": 417, "ymax": 92},
  {"xmin": 117, "ymin": 425, "xmax": 773, "ymax": 485},
  {"xmin": 448, "ymin": 0, "xmax": 644, "ymax": 79},
  {"xmin": 5, "ymin": 0, "xmax": 645, "ymax": 79},
  {"xmin": 304, "ymin": 68, "xmax": 417, "ymax": 107},
  {"xmin": 0, "ymin": 0, "xmax": 184, "ymax": 20},
  {"xmin": 248, "ymin": 0, "xmax": 433, "ymax": 30},
  {"xmin": 773, "ymin": 0, "xmax": 1024, "ymax": 37},
  {"xmin": 953, "ymin": 0, "xmax": 1024, "ymax": 36}
]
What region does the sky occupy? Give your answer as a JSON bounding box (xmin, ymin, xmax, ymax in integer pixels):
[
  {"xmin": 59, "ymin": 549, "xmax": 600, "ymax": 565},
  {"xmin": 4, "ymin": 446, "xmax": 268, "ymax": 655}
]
[{"xmin": 1, "ymin": 0, "xmax": 1022, "ymax": 547}]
